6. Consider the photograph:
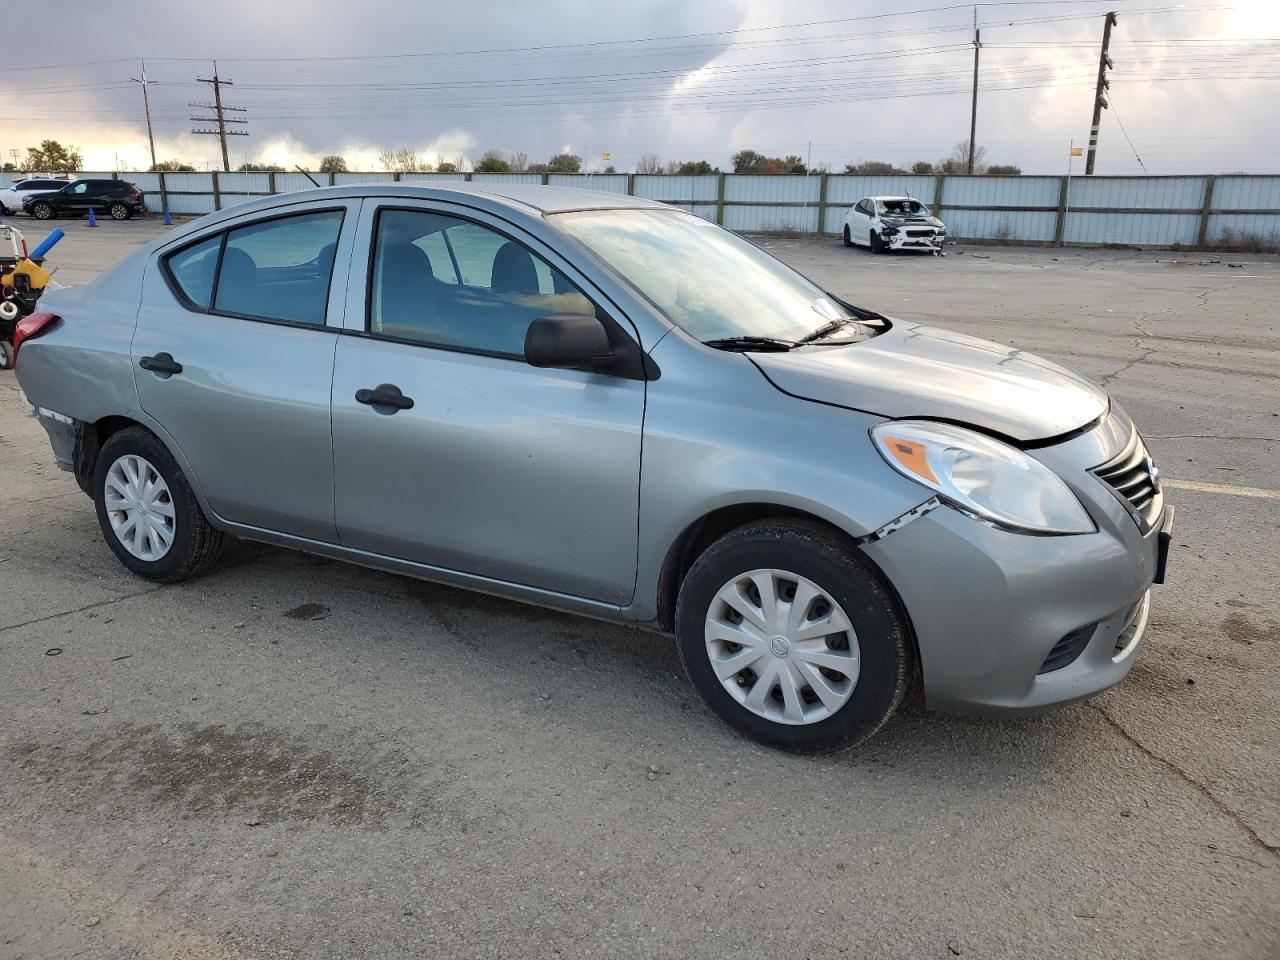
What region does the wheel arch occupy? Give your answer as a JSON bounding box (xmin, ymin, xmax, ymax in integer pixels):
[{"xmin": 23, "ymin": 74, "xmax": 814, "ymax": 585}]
[{"xmin": 652, "ymin": 501, "xmax": 917, "ymax": 645}]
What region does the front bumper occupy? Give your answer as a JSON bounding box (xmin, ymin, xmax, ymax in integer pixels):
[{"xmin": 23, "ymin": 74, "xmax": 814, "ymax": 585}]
[
  {"xmin": 861, "ymin": 416, "xmax": 1168, "ymax": 715},
  {"xmin": 884, "ymin": 230, "xmax": 944, "ymax": 252}
]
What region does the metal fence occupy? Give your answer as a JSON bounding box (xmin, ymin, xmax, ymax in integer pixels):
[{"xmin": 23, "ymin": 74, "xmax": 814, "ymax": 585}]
[{"xmin": 59, "ymin": 170, "xmax": 1280, "ymax": 248}]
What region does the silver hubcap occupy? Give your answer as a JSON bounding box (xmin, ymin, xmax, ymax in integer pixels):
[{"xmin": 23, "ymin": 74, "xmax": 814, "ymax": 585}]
[
  {"xmin": 104, "ymin": 455, "xmax": 176, "ymax": 561},
  {"xmin": 111, "ymin": 205, "xmax": 127, "ymax": 219},
  {"xmin": 705, "ymin": 568, "xmax": 860, "ymax": 725}
]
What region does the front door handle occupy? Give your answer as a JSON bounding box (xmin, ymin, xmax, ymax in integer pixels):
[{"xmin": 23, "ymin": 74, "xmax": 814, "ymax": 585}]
[
  {"xmin": 355, "ymin": 383, "xmax": 414, "ymax": 411},
  {"xmin": 139, "ymin": 352, "xmax": 182, "ymax": 375}
]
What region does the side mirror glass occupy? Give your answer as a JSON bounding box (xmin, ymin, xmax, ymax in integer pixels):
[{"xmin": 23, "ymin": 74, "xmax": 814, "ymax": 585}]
[{"xmin": 525, "ymin": 314, "xmax": 614, "ymax": 371}]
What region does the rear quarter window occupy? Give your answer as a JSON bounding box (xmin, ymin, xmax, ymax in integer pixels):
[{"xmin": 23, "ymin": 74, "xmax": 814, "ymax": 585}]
[{"xmin": 164, "ymin": 234, "xmax": 223, "ymax": 309}]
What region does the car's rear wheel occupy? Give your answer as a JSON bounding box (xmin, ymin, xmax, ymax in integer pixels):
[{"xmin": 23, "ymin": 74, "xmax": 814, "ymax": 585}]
[
  {"xmin": 842, "ymin": 225, "xmax": 854, "ymax": 248},
  {"xmin": 0, "ymin": 339, "xmax": 13, "ymax": 370},
  {"xmin": 93, "ymin": 427, "xmax": 224, "ymax": 582},
  {"xmin": 108, "ymin": 202, "xmax": 131, "ymax": 221},
  {"xmin": 675, "ymin": 519, "xmax": 910, "ymax": 754},
  {"xmin": 30, "ymin": 202, "xmax": 54, "ymax": 220}
]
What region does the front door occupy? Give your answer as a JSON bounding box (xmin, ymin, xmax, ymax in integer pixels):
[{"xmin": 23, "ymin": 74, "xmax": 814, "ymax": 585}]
[
  {"xmin": 330, "ymin": 204, "xmax": 645, "ymax": 604},
  {"xmin": 132, "ymin": 202, "xmax": 354, "ymax": 542}
]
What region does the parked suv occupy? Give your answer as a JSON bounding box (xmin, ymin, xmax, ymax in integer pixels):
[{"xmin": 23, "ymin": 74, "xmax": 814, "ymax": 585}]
[
  {"xmin": 24, "ymin": 179, "xmax": 146, "ymax": 221},
  {"xmin": 0, "ymin": 178, "xmax": 71, "ymax": 216}
]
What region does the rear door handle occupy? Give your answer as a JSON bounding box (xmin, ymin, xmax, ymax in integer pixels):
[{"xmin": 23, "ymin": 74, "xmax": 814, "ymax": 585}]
[
  {"xmin": 139, "ymin": 352, "xmax": 182, "ymax": 375},
  {"xmin": 355, "ymin": 383, "xmax": 414, "ymax": 411}
]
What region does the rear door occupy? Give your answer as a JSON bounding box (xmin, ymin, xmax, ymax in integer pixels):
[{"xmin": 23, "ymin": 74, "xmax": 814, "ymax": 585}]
[
  {"xmin": 329, "ymin": 201, "xmax": 645, "ymax": 603},
  {"xmin": 132, "ymin": 200, "xmax": 357, "ymax": 541}
]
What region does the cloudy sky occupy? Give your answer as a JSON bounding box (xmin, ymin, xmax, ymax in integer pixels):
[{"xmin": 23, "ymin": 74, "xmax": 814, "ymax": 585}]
[{"xmin": 4, "ymin": 0, "xmax": 1278, "ymax": 174}]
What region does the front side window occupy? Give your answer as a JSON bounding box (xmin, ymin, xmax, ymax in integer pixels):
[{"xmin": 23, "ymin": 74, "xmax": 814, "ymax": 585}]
[
  {"xmin": 213, "ymin": 210, "xmax": 343, "ymax": 325},
  {"xmin": 552, "ymin": 208, "xmax": 853, "ymax": 343},
  {"xmin": 369, "ymin": 209, "xmax": 594, "ymax": 357},
  {"xmin": 71, "ymin": 183, "xmax": 87, "ymax": 195},
  {"xmin": 166, "ymin": 234, "xmax": 222, "ymax": 309}
]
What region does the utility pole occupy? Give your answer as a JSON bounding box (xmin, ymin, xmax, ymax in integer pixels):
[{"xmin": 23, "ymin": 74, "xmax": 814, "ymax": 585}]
[
  {"xmin": 130, "ymin": 60, "xmax": 158, "ymax": 171},
  {"xmin": 1085, "ymin": 11, "xmax": 1118, "ymax": 176},
  {"xmin": 967, "ymin": 8, "xmax": 980, "ymax": 175},
  {"xmin": 191, "ymin": 62, "xmax": 247, "ymax": 172}
]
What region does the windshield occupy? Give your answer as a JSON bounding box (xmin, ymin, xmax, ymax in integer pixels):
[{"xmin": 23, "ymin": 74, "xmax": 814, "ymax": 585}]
[
  {"xmin": 877, "ymin": 199, "xmax": 930, "ymax": 217},
  {"xmin": 551, "ymin": 208, "xmax": 852, "ymax": 343}
]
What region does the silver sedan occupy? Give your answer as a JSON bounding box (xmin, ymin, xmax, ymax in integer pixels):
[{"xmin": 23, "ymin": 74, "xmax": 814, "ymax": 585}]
[{"xmin": 13, "ymin": 184, "xmax": 1173, "ymax": 752}]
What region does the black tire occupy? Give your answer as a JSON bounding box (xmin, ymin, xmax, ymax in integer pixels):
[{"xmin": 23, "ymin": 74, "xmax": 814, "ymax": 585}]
[
  {"xmin": 0, "ymin": 339, "xmax": 13, "ymax": 371},
  {"xmin": 30, "ymin": 202, "xmax": 54, "ymax": 220},
  {"xmin": 842, "ymin": 225, "xmax": 854, "ymax": 248},
  {"xmin": 108, "ymin": 202, "xmax": 130, "ymax": 221},
  {"xmin": 93, "ymin": 427, "xmax": 224, "ymax": 583},
  {"xmin": 869, "ymin": 230, "xmax": 884, "ymax": 254},
  {"xmin": 675, "ymin": 519, "xmax": 911, "ymax": 754}
]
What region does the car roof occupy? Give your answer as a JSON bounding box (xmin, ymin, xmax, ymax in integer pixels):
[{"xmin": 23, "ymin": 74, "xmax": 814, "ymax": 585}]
[{"xmin": 866, "ymin": 195, "xmax": 924, "ymax": 202}]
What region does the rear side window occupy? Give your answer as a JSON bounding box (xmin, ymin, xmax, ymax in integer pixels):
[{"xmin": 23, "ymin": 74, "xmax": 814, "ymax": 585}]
[
  {"xmin": 166, "ymin": 234, "xmax": 222, "ymax": 308},
  {"xmin": 213, "ymin": 211, "xmax": 344, "ymax": 325}
]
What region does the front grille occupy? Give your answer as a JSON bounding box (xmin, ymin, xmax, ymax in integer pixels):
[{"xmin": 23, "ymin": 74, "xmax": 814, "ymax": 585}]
[
  {"xmin": 1038, "ymin": 622, "xmax": 1097, "ymax": 674},
  {"xmin": 1092, "ymin": 430, "xmax": 1163, "ymax": 530},
  {"xmin": 905, "ymin": 228, "xmax": 935, "ymax": 237}
]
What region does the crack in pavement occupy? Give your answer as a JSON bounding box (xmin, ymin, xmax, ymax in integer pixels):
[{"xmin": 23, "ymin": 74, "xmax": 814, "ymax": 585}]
[
  {"xmin": 1093, "ymin": 705, "xmax": 1280, "ymax": 860},
  {"xmin": 0, "ymin": 588, "xmax": 164, "ymax": 635},
  {"xmin": 1148, "ymin": 435, "xmax": 1279, "ymax": 443}
]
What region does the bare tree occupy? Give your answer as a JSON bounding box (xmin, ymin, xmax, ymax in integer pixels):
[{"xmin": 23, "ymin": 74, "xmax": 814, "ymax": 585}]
[
  {"xmin": 635, "ymin": 153, "xmax": 663, "ymax": 175},
  {"xmin": 378, "ymin": 146, "xmax": 428, "ymax": 173},
  {"xmin": 509, "ymin": 151, "xmax": 529, "ymax": 172},
  {"xmin": 938, "ymin": 140, "xmax": 987, "ymax": 175}
]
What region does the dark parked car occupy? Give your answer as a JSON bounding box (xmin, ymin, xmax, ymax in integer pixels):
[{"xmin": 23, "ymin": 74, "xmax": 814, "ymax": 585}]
[{"xmin": 24, "ymin": 179, "xmax": 146, "ymax": 221}]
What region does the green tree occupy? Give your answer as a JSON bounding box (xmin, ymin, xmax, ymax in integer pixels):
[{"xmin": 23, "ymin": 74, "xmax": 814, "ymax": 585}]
[
  {"xmin": 674, "ymin": 160, "xmax": 715, "ymax": 175},
  {"xmin": 986, "ymin": 164, "xmax": 1022, "ymax": 175},
  {"xmin": 150, "ymin": 159, "xmax": 195, "ymax": 172},
  {"xmin": 911, "ymin": 161, "xmax": 935, "ymax": 175},
  {"xmin": 732, "ymin": 150, "xmax": 805, "ymax": 174},
  {"xmin": 2, "ymin": 161, "xmax": 17, "ymax": 172},
  {"xmin": 546, "ymin": 153, "xmax": 582, "ymax": 173},
  {"xmin": 844, "ymin": 161, "xmax": 907, "ymax": 175},
  {"xmin": 474, "ymin": 151, "xmax": 513, "ymax": 173},
  {"xmin": 435, "ymin": 160, "xmax": 459, "ymax": 173},
  {"xmin": 25, "ymin": 139, "xmax": 83, "ymax": 172},
  {"xmin": 318, "ymin": 155, "xmax": 348, "ymax": 173},
  {"xmin": 237, "ymin": 162, "xmax": 286, "ymax": 172}
]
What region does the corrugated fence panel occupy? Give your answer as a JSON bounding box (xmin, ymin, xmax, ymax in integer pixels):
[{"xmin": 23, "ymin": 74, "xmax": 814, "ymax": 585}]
[
  {"xmin": 160, "ymin": 172, "xmax": 214, "ymax": 191},
  {"xmin": 469, "ymin": 173, "xmax": 544, "ymax": 184},
  {"xmin": 1068, "ymin": 176, "xmax": 1205, "ymax": 211},
  {"xmin": 548, "ymin": 174, "xmax": 630, "ymax": 193},
  {"xmin": 165, "ymin": 192, "xmax": 216, "ymax": 215},
  {"xmin": 724, "ymin": 205, "xmax": 819, "ymax": 233},
  {"xmin": 217, "ymin": 194, "xmax": 260, "ymax": 209},
  {"xmin": 1211, "ymin": 177, "xmax": 1280, "ymax": 211},
  {"xmin": 1064, "ymin": 212, "xmax": 1200, "ymax": 246},
  {"xmin": 634, "ymin": 175, "xmax": 718, "ymax": 202},
  {"xmin": 399, "ymin": 173, "xmax": 469, "ymax": 183},
  {"xmin": 724, "ymin": 176, "xmax": 820, "ymax": 204},
  {"xmin": 1206, "ymin": 213, "xmax": 1280, "ymax": 243},
  {"xmin": 943, "ymin": 176, "xmax": 1060, "ymax": 208},
  {"xmin": 218, "ymin": 172, "xmax": 271, "ymax": 193},
  {"xmin": 273, "ymin": 173, "xmax": 323, "ymax": 193},
  {"xmin": 334, "ymin": 172, "xmax": 396, "ymax": 184},
  {"xmin": 127, "ymin": 172, "xmax": 161, "ymax": 192},
  {"xmin": 825, "ymin": 176, "xmax": 937, "ymax": 206},
  {"xmin": 946, "ymin": 209, "xmax": 1058, "ymax": 243}
]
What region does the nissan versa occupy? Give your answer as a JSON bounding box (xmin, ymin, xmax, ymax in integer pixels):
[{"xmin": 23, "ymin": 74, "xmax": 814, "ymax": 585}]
[{"xmin": 13, "ymin": 184, "xmax": 1173, "ymax": 753}]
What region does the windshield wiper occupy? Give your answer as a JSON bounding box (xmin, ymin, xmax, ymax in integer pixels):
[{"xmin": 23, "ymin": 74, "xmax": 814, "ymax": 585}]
[
  {"xmin": 702, "ymin": 335, "xmax": 798, "ymax": 352},
  {"xmin": 795, "ymin": 317, "xmax": 870, "ymax": 345}
]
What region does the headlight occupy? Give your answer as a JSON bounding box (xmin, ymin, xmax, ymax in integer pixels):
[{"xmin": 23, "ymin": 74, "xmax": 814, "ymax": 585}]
[
  {"xmin": 871, "ymin": 420, "xmax": 1095, "ymax": 534},
  {"xmin": 881, "ymin": 225, "xmax": 899, "ymax": 236}
]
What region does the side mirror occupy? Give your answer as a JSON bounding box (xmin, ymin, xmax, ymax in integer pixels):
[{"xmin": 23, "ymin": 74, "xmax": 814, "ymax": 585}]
[{"xmin": 525, "ymin": 314, "xmax": 614, "ymax": 371}]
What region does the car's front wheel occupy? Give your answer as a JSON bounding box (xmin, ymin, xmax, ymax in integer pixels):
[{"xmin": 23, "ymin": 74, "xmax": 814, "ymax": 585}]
[
  {"xmin": 0, "ymin": 339, "xmax": 14, "ymax": 370},
  {"xmin": 93, "ymin": 427, "xmax": 224, "ymax": 582},
  {"xmin": 107, "ymin": 202, "xmax": 131, "ymax": 221},
  {"xmin": 869, "ymin": 230, "xmax": 885, "ymax": 254},
  {"xmin": 675, "ymin": 519, "xmax": 911, "ymax": 754},
  {"xmin": 30, "ymin": 202, "xmax": 54, "ymax": 220}
]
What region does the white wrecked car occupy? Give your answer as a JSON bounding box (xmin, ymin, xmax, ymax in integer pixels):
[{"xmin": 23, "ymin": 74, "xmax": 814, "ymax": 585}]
[{"xmin": 842, "ymin": 196, "xmax": 946, "ymax": 255}]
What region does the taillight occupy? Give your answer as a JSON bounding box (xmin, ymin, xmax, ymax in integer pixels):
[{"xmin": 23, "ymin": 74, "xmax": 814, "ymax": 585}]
[{"xmin": 12, "ymin": 311, "xmax": 58, "ymax": 363}]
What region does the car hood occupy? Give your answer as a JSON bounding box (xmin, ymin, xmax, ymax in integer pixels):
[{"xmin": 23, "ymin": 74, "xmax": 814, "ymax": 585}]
[
  {"xmin": 750, "ymin": 321, "xmax": 1108, "ymax": 443},
  {"xmin": 880, "ymin": 215, "xmax": 944, "ymax": 228}
]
